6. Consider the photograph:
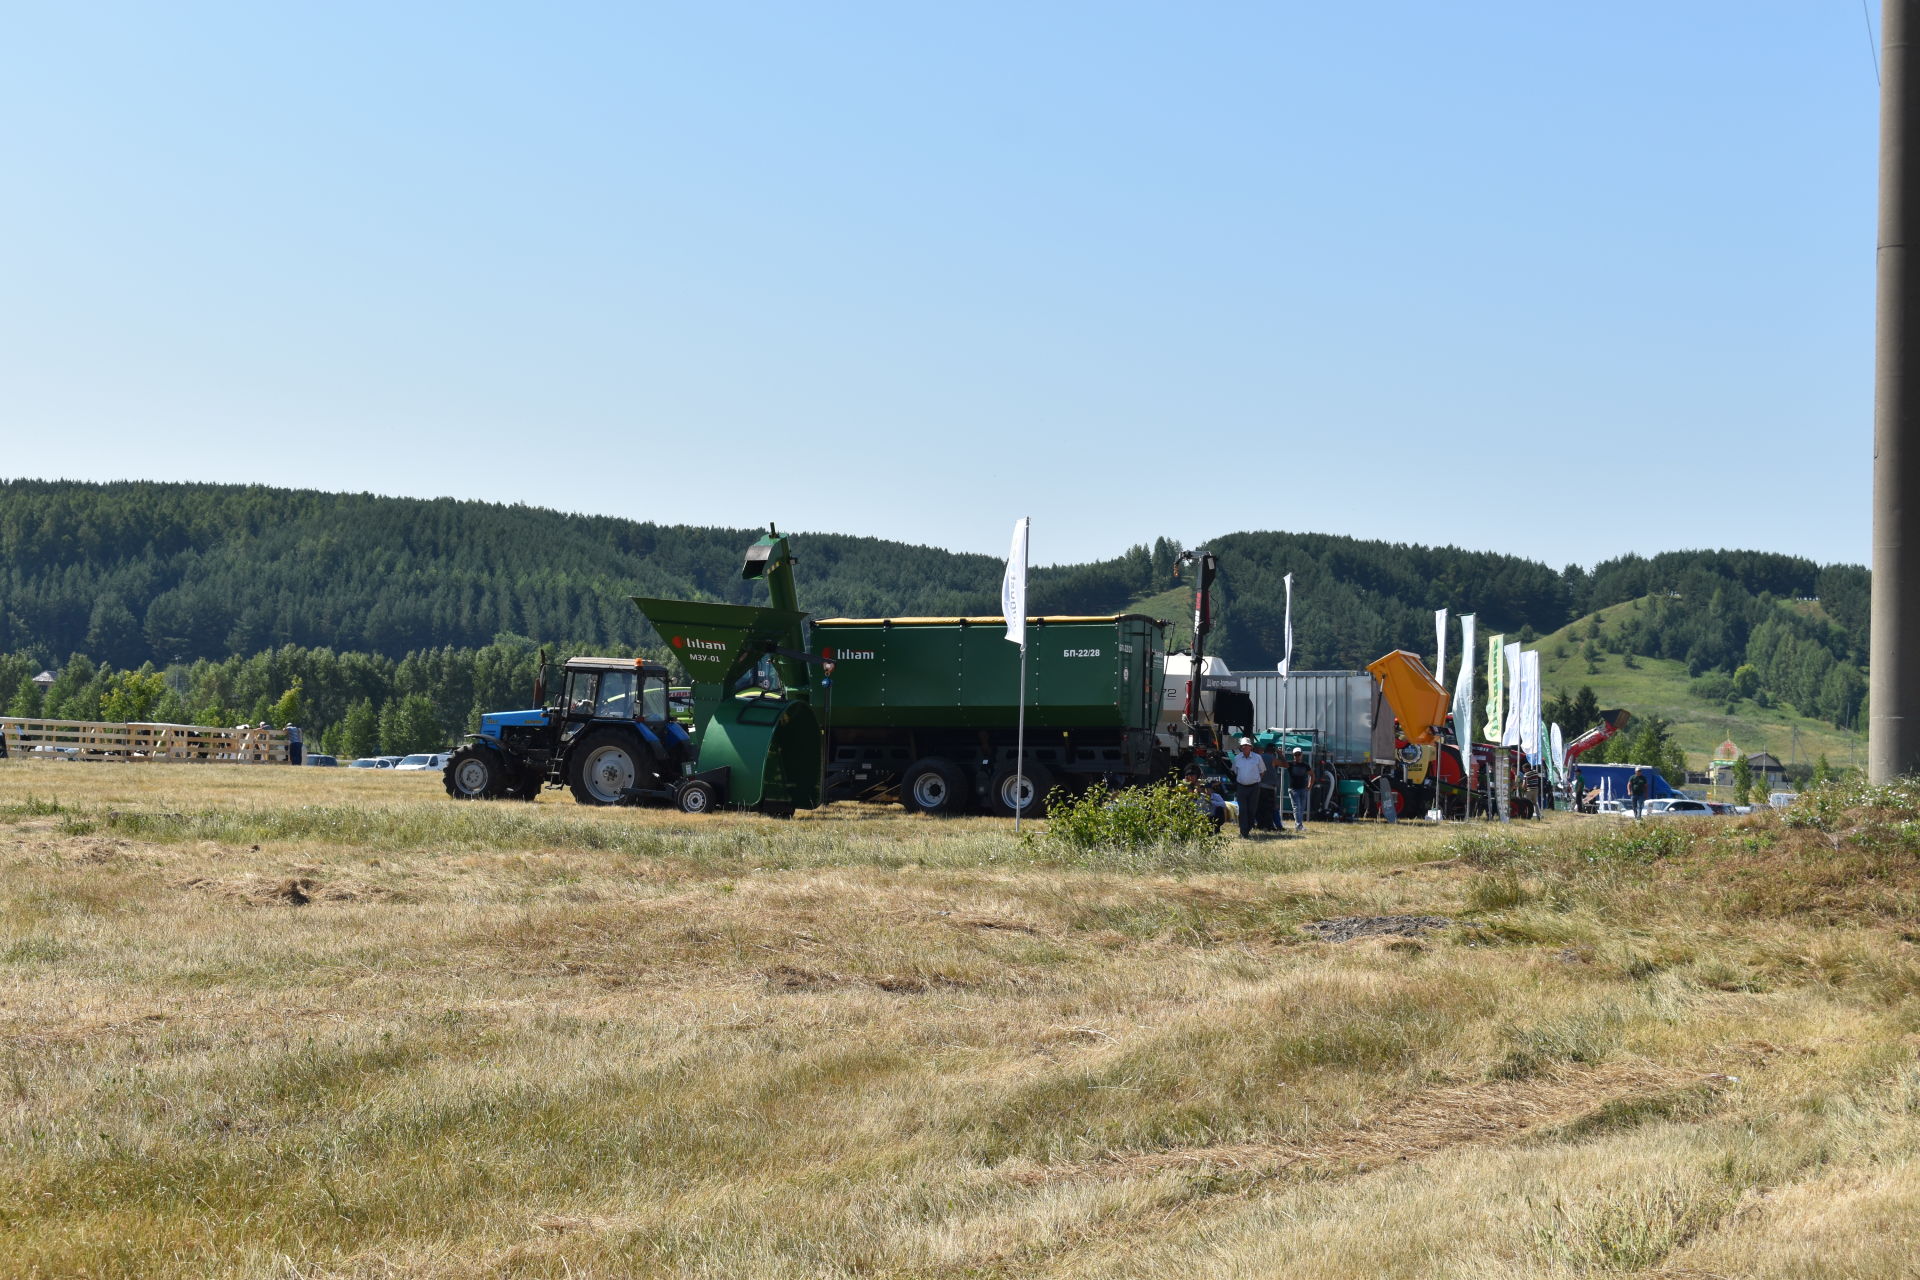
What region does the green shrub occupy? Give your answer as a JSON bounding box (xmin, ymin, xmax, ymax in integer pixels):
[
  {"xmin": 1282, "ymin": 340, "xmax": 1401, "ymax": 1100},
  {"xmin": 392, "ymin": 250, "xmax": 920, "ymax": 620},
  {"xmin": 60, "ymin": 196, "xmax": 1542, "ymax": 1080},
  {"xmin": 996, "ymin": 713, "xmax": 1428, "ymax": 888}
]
[{"xmin": 1039, "ymin": 781, "xmax": 1222, "ymax": 871}]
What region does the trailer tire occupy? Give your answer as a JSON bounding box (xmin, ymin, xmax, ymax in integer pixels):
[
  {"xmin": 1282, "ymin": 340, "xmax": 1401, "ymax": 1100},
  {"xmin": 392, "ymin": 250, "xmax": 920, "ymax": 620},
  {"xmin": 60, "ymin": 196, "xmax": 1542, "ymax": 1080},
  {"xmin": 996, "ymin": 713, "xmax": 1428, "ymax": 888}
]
[
  {"xmin": 987, "ymin": 761, "xmax": 1053, "ymax": 819},
  {"xmin": 569, "ymin": 731, "xmax": 644, "ymax": 806},
  {"xmin": 445, "ymin": 745, "xmax": 507, "ymax": 800},
  {"xmin": 901, "ymin": 757, "xmax": 970, "ymax": 816},
  {"xmin": 675, "ymin": 778, "xmax": 717, "ymax": 814}
]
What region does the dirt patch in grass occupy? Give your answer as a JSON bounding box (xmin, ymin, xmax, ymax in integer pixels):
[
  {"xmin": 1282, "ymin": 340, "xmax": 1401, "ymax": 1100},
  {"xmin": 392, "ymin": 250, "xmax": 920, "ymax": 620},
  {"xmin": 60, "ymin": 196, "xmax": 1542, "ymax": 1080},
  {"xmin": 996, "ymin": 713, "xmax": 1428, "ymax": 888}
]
[
  {"xmin": 1016, "ymin": 1061, "xmax": 1714, "ymax": 1185},
  {"xmin": 175, "ymin": 872, "xmax": 396, "ymax": 906},
  {"xmin": 1299, "ymin": 915, "xmax": 1455, "ymax": 943}
]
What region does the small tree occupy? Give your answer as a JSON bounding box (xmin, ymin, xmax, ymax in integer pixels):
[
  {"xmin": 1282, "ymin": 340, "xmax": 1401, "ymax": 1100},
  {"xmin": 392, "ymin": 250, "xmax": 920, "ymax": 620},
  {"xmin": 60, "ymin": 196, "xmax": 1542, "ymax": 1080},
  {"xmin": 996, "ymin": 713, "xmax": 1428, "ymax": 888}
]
[
  {"xmin": 1813, "ymin": 754, "xmax": 1832, "ymax": 787},
  {"xmin": 1732, "ymin": 664, "xmax": 1760, "ymax": 700},
  {"xmin": 100, "ymin": 670, "xmax": 168, "ymax": 722},
  {"xmin": 380, "ymin": 694, "xmax": 445, "ymax": 755},
  {"xmin": 271, "ymin": 680, "xmax": 305, "ymax": 729},
  {"xmin": 1732, "ymin": 754, "xmax": 1753, "ymax": 806},
  {"xmin": 5, "ymin": 683, "xmax": 42, "ymax": 718},
  {"xmin": 342, "ymin": 700, "xmax": 381, "ymax": 760}
]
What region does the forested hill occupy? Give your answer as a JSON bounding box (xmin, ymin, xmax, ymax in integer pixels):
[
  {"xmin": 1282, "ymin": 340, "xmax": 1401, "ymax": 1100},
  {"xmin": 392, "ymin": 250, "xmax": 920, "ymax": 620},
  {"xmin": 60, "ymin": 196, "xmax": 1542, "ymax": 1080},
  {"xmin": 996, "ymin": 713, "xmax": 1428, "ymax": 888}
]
[{"xmin": 0, "ymin": 479, "xmax": 1869, "ymax": 678}]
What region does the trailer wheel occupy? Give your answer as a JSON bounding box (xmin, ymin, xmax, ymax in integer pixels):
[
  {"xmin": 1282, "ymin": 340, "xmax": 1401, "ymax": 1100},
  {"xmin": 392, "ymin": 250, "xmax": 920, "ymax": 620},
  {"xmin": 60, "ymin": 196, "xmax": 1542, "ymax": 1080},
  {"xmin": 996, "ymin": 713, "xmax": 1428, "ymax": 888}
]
[
  {"xmin": 445, "ymin": 745, "xmax": 507, "ymax": 800},
  {"xmin": 901, "ymin": 757, "xmax": 970, "ymax": 816},
  {"xmin": 675, "ymin": 778, "xmax": 717, "ymax": 814},
  {"xmin": 987, "ymin": 761, "xmax": 1053, "ymax": 819},
  {"xmin": 569, "ymin": 732, "xmax": 643, "ymax": 805},
  {"xmin": 505, "ymin": 768, "xmax": 543, "ymax": 802}
]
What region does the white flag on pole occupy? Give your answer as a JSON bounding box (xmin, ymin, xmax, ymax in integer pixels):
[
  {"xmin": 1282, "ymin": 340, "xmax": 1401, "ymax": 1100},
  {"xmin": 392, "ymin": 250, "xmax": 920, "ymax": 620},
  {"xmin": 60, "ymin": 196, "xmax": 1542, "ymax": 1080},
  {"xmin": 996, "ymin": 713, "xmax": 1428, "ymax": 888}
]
[
  {"xmin": 1002, "ymin": 518, "xmax": 1029, "ymax": 647},
  {"xmin": 1501, "ymin": 641, "xmax": 1523, "ymax": 747},
  {"xmin": 1435, "ymin": 608, "xmax": 1448, "ymax": 689},
  {"xmin": 1277, "ymin": 572, "xmax": 1294, "ymax": 677},
  {"xmin": 1518, "ymin": 650, "xmax": 1543, "ymax": 764},
  {"xmin": 1452, "ymin": 614, "xmax": 1476, "ymax": 749}
]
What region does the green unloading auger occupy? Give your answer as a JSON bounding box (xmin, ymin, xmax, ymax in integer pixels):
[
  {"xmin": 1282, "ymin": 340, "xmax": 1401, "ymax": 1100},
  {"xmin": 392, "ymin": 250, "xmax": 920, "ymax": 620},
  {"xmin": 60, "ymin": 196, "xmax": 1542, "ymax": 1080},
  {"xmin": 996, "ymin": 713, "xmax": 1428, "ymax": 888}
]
[{"xmin": 632, "ymin": 527, "xmax": 821, "ymax": 812}]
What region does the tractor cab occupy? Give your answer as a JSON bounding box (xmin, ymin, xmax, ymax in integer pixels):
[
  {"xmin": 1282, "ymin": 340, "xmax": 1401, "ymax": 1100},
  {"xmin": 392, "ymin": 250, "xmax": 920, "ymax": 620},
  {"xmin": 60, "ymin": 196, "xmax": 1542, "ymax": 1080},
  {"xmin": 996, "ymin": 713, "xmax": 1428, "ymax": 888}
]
[{"xmin": 559, "ymin": 658, "xmax": 672, "ymax": 727}]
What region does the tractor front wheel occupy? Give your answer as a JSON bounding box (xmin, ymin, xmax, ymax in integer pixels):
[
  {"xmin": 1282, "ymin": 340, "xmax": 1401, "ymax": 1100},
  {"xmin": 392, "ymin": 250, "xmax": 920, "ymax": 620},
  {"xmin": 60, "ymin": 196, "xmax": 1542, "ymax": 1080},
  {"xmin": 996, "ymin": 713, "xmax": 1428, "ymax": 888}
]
[
  {"xmin": 569, "ymin": 732, "xmax": 645, "ymax": 806},
  {"xmin": 445, "ymin": 745, "xmax": 508, "ymax": 800}
]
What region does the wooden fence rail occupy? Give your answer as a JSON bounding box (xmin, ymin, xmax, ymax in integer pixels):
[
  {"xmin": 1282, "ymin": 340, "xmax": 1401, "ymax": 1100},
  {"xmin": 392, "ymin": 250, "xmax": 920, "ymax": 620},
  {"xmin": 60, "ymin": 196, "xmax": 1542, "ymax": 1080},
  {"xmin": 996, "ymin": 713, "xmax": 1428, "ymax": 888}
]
[{"xmin": 0, "ymin": 718, "xmax": 289, "ymax": 764}]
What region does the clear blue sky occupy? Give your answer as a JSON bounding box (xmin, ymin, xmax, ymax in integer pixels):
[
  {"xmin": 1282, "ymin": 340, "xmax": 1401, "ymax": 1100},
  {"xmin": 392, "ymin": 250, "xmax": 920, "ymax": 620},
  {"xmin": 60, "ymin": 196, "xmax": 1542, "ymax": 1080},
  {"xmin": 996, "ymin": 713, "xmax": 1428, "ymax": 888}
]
[{"xmin": 0, "ymin": 2, "xmax": 1879, "ymax": 569}]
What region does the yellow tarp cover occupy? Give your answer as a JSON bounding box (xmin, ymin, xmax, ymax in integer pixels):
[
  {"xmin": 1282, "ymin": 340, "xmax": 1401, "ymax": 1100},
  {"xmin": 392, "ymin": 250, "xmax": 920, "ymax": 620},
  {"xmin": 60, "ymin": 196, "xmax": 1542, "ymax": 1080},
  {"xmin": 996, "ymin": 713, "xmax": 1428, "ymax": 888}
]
[{"xmin": 1366, "ymin": 650, "xmax": 1452, "ymax": 745}]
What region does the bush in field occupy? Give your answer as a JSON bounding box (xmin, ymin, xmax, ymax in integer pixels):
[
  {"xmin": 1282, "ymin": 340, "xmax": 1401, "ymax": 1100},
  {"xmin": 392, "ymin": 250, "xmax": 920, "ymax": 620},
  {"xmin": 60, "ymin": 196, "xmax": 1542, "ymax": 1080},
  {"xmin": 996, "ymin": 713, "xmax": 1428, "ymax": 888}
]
[{"xmin": 1040, "ymin": 781, "xmax": 1222, "ymax": 870}]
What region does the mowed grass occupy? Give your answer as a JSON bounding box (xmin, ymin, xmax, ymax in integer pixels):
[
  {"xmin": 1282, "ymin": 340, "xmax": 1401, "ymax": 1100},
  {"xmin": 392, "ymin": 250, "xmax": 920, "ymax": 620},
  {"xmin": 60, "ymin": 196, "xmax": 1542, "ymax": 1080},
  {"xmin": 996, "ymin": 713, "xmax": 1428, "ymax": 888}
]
[{"xmin": 3, "ymin": 762, "xmax": 1920, "ymax": 1277}]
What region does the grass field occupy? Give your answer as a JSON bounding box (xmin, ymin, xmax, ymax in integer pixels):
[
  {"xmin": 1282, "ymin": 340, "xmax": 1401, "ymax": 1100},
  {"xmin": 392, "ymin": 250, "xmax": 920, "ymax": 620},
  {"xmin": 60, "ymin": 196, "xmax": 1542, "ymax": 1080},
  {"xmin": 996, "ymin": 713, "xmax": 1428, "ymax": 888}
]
[{"xmin": 4, "ymin": 760, "xmax": 1919, "ymax": 1278}]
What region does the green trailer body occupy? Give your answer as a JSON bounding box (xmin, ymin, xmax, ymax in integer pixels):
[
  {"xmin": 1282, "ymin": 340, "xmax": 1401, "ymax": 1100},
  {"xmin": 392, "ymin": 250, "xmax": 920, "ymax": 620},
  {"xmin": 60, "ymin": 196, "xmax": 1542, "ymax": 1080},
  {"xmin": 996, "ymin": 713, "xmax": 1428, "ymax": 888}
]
[
  {"xmin": 812, "ymin": 615, "xmax": 1163, "ymax": 731},
  {"xmin": 808, "ymin": 614, "xmax": 1173, "ymax": 816}
]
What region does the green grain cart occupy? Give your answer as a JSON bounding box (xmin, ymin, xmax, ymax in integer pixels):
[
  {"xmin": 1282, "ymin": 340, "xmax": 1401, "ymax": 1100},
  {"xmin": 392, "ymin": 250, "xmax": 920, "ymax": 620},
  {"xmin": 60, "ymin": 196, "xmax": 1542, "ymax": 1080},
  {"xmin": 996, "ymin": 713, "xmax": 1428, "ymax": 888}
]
[
  {"xmin": 634, "ymin": 529, "xmax": 1243, "ymax": 818},
  {"xmin": 813, "ymin": 614, "xmax": 1170, "ymax": 816}
]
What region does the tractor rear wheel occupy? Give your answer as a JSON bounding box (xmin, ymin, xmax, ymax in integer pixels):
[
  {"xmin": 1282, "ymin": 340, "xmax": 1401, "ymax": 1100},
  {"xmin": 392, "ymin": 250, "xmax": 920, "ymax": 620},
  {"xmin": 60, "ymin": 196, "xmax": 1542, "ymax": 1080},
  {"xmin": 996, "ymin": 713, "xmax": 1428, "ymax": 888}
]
[
  {"xmin": 901, "ymin": 757, "xmax": 971, "ymax": 816},
  {"xmin": 445, "ymin": 745, "xmax": 507, "ymax": 800},
  {"xmin": 569, "ymin": 732, "xmax": 646, "ymax": 806},
  {"xmin": 987, "ymin": 761, "xmax": 1053, "ymax": 819}
]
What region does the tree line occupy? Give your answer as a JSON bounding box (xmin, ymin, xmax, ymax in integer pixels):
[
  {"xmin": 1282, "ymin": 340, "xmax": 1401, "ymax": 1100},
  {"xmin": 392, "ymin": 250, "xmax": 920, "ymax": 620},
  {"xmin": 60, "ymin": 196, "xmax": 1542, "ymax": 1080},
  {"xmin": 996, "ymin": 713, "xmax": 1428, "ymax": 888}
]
[{"xmin": 0, "ymin": 480, "xmax": 1873, "ymax": 738}]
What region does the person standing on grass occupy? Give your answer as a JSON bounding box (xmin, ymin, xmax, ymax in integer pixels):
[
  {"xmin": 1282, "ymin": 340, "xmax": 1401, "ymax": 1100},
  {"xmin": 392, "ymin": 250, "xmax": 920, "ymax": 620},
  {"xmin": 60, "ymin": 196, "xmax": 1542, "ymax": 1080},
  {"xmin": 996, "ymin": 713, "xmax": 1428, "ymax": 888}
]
[
  {"xmin": 286, "ymin": 723, "xmax": 303, "ymax": 766},
  {"xmin": 1256, "ymin": 744, "xmax": 1282, "ymax": 832},
  {"xmin": 1286, "ymin": 748, "xmax": 1313, "ymax": 831},
  {"xmin": 1627, "ymin": 765, "xmax": 1650, "ymax": 819},
  {"xmin": 1229, "ymin": 737, "xmax": 1267, "ymax": 839}
]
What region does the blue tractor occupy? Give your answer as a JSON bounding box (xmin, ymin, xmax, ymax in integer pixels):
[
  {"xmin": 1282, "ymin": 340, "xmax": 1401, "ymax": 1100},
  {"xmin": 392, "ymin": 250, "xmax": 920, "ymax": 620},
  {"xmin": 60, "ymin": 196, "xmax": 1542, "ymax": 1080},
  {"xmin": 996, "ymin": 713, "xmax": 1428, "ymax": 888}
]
[{"xmin": 443, "ymin": 655, "xmax": 717, "ymax": 811}]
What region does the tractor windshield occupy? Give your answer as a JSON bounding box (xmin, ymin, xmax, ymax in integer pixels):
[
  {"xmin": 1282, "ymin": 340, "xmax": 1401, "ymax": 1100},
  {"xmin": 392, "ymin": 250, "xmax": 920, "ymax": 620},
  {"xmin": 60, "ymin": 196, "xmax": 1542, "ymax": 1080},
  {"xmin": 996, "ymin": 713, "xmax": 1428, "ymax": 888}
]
[{"xmin": 595, "ymin": 670, "xmax": 638, "ymax": 718}]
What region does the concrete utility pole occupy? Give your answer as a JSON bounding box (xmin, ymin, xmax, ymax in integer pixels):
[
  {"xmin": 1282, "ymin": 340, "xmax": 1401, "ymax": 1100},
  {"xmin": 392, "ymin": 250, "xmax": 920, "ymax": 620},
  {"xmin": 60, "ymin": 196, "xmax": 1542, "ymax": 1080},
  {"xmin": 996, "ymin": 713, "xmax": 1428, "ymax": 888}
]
[{"xmin": 1873, "ymin": 1, "xmax": 1920, "ymax": 782}]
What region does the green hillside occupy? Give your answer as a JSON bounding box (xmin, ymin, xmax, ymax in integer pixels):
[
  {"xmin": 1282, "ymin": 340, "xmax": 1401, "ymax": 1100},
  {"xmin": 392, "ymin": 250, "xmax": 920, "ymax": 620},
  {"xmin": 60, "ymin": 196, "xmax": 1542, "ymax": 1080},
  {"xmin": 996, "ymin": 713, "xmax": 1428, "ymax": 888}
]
[
  {"xmin": 1535, "ymin": 599, "xmax": 1864, "ymax": 775},
  {"xmin": 0, "ymin": 479, "xmax": 1873, "ymax": 762}
]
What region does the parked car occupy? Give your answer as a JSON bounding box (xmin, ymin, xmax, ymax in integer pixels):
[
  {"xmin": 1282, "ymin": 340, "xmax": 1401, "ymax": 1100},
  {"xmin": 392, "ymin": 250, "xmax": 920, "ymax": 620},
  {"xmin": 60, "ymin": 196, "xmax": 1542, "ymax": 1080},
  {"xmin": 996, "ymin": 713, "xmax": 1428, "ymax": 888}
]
[
  {"xmin": 303, "ymin": 754, "xmax": 338, "ymax": 767},
  {"xmin": 1649, "ymin": 798, "xmax": 1718, "ymax": 816},
  {"xmin": 394, "ymin": 753, "xmax": 449, "ymax": 771},
  {"xmin": 348, "ymin": 756, "xmax": 399, "ymax": 769}
]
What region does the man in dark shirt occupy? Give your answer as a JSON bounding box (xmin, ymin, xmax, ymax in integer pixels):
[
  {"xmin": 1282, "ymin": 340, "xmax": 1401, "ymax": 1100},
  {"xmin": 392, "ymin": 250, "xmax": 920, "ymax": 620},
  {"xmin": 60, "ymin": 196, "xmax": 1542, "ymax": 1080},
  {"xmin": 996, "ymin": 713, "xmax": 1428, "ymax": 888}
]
[
  {"xmin": 1286, "ymin": 749, "xmax": 1314, "ymax": 831},
  {"xmin": 1626, "ymin": 766, "xmax": 1650, "ymax": 819}
]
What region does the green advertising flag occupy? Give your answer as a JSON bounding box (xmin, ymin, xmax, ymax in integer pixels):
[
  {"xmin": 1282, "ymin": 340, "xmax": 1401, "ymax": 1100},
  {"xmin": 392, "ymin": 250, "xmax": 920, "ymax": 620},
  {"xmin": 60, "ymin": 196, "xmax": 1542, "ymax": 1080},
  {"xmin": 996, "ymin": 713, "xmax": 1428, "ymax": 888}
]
[{"xmin": 1484, "ymin": 633, "xmax": 1505, "ymax": 743}]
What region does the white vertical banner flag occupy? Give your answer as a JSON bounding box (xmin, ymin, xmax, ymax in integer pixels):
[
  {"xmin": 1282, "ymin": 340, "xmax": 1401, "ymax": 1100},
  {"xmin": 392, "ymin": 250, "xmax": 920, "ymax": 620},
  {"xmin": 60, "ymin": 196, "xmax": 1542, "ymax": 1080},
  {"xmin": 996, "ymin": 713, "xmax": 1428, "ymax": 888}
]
[
  {"xmin": 1452, "ymin": 613, "xmax": 1476, "ymax": 818},
  {"xmin": 1002, "ymin": 518, "xmax": 1029, "ymax": 647},
  {"xmin": 1434, "ymin": 608, "xmax": 1448, "ymax": 690},
  {"xmin": 1484, "ymin": 634, "xmax": 1505, "ymax": 742},
  {"xmin": 1518, "ymin": 650, "xmax": 1542, "ymax": 764},
  {"xmin": 1277, "ymin": 573, "xmax": 1294, "ymax": 677},
  {"xmin": 1500, "ymin": 641, "xmax": 1523, "ymax": 747},
  {"xmin": 1452, "ymin": 615, "xmax": 1476, "ymax": 749}
]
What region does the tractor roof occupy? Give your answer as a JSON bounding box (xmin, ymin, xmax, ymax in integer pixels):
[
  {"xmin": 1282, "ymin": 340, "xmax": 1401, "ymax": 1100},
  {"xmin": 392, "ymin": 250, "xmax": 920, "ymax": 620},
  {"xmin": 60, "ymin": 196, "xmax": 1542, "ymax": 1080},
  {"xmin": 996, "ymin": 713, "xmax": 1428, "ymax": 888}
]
[{"xmin": 563, "ymin": 656, "xmax": 669, "ymax": 674}]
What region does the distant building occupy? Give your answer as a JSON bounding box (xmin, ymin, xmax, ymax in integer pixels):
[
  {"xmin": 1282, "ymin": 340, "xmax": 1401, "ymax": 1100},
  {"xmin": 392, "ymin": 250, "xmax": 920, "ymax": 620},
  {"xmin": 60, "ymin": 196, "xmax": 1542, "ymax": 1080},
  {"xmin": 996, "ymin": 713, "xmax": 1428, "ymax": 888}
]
[
  {"xmin": 32, "ymin": 670, "xmax": 55, "ymax": 689},
  {"xmin": 1746, "ymin": 751, "xmax": 1788, "ymax": 789}
]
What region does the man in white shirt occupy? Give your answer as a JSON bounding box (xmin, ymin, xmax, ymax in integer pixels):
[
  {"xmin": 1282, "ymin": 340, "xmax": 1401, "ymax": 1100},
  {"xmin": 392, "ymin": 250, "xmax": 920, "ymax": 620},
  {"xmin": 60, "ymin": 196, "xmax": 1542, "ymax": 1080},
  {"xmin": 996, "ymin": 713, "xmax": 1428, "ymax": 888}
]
[{"xmin": 1229, "ymin": 737, "xmax": 1267, "ymax": 838}]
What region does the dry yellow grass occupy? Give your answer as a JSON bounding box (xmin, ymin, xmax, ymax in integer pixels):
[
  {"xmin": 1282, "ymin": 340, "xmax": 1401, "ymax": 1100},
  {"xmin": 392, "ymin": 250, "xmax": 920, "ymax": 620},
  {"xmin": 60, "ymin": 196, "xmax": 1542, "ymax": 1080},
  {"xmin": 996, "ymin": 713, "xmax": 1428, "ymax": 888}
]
[{"xmin": 2, "ymin": 760, "xmax": 1917, "ymax": 1278}]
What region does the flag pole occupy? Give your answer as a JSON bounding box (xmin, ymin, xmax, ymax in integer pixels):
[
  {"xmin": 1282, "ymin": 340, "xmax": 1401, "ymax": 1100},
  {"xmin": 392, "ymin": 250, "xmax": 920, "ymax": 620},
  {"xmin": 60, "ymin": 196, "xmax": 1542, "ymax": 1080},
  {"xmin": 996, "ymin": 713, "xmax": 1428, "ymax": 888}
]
[
  {"xmin": 1003, "ymin": 517, "xmax": 1031, "ymax": 832},
  {"xmin": 1015, "ymin": 526, "xmax": 1029, "ymax": 833}
]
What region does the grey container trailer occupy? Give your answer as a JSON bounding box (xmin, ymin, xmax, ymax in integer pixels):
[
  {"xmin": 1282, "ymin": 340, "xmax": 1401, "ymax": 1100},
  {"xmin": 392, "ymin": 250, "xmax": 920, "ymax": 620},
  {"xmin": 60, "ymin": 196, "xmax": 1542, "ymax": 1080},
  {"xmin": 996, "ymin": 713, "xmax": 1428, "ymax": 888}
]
[{"xmin": 1234, "ymin": 670, "xmax": 1383, "ymax": 764}]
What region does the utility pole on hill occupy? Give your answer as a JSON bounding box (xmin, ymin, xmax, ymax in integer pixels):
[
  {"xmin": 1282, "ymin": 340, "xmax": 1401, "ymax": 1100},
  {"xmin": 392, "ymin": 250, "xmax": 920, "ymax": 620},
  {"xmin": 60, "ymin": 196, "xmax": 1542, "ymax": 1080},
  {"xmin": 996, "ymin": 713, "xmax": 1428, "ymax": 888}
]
[{"xmin": 1873, "ymin": 0, "xmax": 1920, "ymax": 782}]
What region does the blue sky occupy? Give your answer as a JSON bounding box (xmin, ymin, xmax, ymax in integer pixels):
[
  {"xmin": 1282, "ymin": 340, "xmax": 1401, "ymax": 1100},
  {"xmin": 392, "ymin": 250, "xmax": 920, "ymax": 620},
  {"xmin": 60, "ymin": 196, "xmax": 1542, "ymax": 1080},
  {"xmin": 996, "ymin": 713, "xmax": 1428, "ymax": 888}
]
[{"xmin": 1, "ymin": 2, "xmax": 1879, "ymax": 569}]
